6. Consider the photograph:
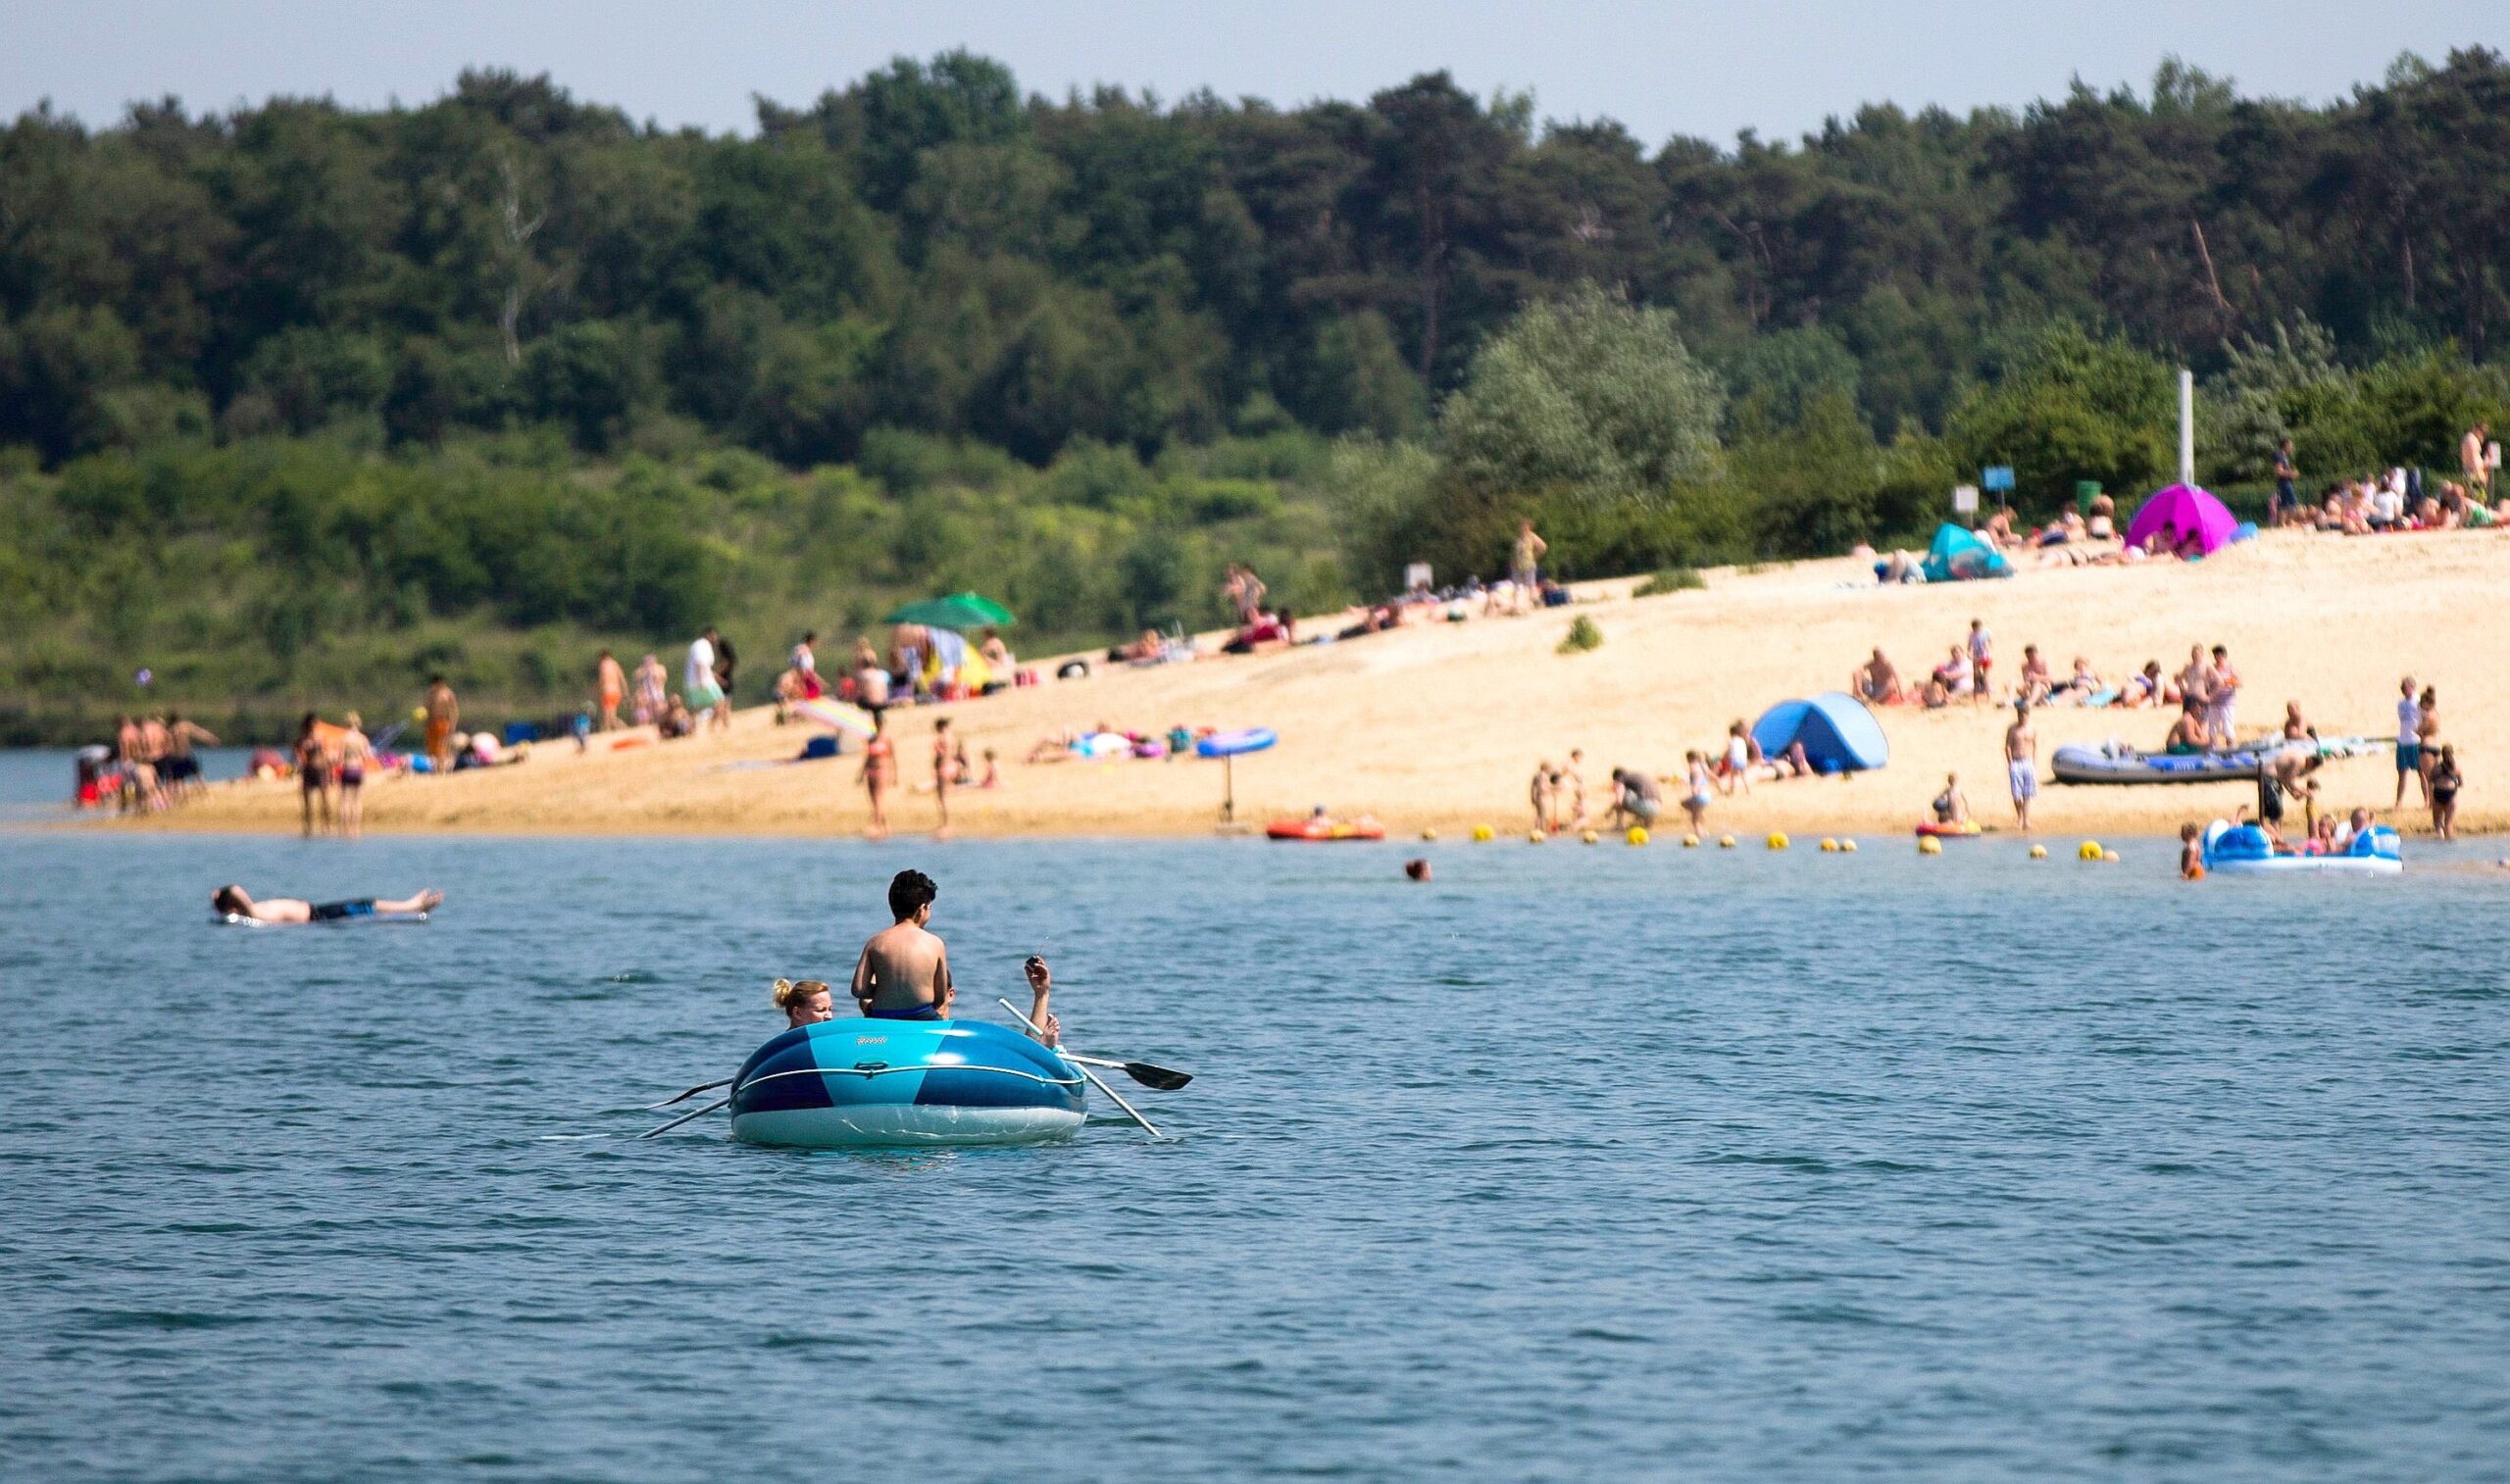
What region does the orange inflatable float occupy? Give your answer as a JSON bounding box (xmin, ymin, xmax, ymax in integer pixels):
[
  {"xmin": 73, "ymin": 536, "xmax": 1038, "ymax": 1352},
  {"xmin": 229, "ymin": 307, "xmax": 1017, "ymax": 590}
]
[{"xmin": 1265, "ymin": 816, "xmax": 1386, "ymax": 842}]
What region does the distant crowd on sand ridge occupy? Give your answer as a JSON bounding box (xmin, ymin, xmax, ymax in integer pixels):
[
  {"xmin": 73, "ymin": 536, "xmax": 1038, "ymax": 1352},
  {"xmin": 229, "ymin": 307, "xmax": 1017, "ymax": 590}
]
[{"xmin": 1861, "ymin": 419, "xmax": 2504, "ymax": 583}]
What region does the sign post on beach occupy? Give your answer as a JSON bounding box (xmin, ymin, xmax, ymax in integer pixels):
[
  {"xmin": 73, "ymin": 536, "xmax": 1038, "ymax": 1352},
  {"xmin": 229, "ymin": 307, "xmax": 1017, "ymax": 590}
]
[
  {"xmin": 2179, "ymin": 368, "xmax": 2196, "ymax": 485},
  {"xmin": 1952, "ymin": 484, "xmax": 1980, "ymax": 515}
]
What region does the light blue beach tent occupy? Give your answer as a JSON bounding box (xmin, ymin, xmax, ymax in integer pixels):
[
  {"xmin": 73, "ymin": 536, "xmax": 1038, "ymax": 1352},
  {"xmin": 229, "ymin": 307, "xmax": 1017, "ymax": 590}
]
[
  {"xmin": 1918, "ymin": 522, "xmax": 2012, "ymax": 582},
  {"xmin": 1750, "ymin": 692, "xmax": 1890, "ymax": 775}
]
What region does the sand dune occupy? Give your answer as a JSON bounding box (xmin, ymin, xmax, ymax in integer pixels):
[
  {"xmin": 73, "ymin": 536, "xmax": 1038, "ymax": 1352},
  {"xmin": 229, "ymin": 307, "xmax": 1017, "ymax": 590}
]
[{"xmin": 142, "ymin": 528, "xmax": 2504, "ymax": 841}]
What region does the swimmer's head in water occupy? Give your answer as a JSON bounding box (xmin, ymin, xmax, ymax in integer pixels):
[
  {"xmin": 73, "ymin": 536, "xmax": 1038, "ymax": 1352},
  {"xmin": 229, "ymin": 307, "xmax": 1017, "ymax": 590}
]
[
  {"xmin": 212, "ymin": 884, "xmax": 246, "ymax": 914},
  {"xmin": 888, "ymin": 868, "xmax": 937, "ymax": 922}
]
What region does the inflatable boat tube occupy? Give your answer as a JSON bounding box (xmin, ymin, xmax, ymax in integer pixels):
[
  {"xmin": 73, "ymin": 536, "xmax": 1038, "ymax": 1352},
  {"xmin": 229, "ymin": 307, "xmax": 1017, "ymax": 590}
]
[
  {"xmin": 1914, "ymin": 820, "xmax": 1983, "ymax": 838},
  {"xmin": 2052, "ymin": 736, "xmax": 2386, "ymax": 785},
  {"xmin": 1265, "ymin": 817, "xmax": 1386, "ymax": 841},
  {"xmin": 1196, "ymin": 727, "xmax": 1277, "ymax": 759},
  {"xmin": 728, "ymin": 1018, "xmax": 1086, "ymax": 1149},
  {"xmin": 2202, "ymin": 819, "xmax": 2403, "ymax": 875}
]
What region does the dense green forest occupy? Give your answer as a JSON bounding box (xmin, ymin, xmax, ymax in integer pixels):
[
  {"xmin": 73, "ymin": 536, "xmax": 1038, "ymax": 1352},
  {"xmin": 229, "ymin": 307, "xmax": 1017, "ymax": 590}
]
[{"xmin": 4, "ymin": 48, "xmax": 2508, "ymax": 739}]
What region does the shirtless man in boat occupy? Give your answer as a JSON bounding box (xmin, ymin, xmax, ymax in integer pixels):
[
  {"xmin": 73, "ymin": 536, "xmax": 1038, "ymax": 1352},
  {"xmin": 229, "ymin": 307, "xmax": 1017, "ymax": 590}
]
[
  {"xmin": 850, "ymin": 869, "xmax": 1057, "ymax": 1042},
  {"xmin": 211, "ymin": 884, "xmax": 444, "ymax": 922}
]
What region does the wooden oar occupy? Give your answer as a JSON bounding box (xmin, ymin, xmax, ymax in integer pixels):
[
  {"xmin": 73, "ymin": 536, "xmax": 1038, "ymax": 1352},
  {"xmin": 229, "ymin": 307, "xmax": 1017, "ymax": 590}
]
[
  {"xmin": 644, "ymin": 1076, "xmax": 734, "ymax": 1110},
  {"xmin": 640, "ymin": 1096, "xmax": 729, "ymax": 1139},
  {"xmin": 996, "ymin": 998, "xmax": 1166, "ymax": 1138}
]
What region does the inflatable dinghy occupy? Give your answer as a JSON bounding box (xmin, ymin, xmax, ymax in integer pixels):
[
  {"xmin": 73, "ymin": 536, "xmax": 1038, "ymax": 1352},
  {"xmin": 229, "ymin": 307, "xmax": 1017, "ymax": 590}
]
[
  {"xmin": 2202, "ymin": 819, "xmax": 2402, "ymax": 876},
  {"xmin": 2052, "ymin": 736, "xmax": 2384, "ymax": 786},
  {"xmin": 728, "ymin": 1018, "xmax": 1086, "ymax": 1149}
]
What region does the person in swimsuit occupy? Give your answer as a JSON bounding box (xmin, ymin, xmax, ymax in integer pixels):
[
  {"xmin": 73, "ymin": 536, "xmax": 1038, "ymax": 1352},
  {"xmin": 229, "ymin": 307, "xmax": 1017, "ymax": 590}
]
[
  {"xmin": 211, "ymin": 885, "xmax": 443, "ymax": 922},
  {"xmin": 1931, "ymin": 772, "xmax": 1970, "ymax": 825},
  {"xmin": 1718, "ymin": 722, "xmax": 1752, "ymax": 796},
  {"xmin": 931, "ymin": 717, "xmax": 955, "ymax": 839},
  {"xmin": 1682, "ymin": 750, "xmax": 1713, "ymax": 834},
  {"xmin": 2005, "ymin": 700, "xmax": 2037, "ymax": 832},
  {"xmin": 162, "ymin": 712, "xmax": 220, "ymax": 797},
  {"xmin": 294, "ymin": 712, "xmax": 334, "ymax": 838},
  {"xmin": 2203, "ymin": 645, "xmax": 2240, "ymax": 750},
  {"xmin": 772, "ymin": 977, "xmax": 835, "ymax": 1027},
  {"xmin": 1966, "ymin": 620, "xmax": 1992, "ymax": 704},
  {"xmin": 1607, "ymin": 768, "xmax": 1661, "ymax": 829},
  {"xmin": 1850, "ymin": 649, "xmax": 1904, "ymax": 706},
  {"xmin": 2416, "ymin": 686, "xmax": 2441, "ymax": 800},
  {"xmin": 2172, "ymin": 646, "xmax": 2209, "ymax": 711},
  {"xmin": 336, "ymin": 712, "xmax": 375, "ymax": 841},
  {"xmin": 851, "ymin": 869, "xmax": 954, "ymax": 1020},
  {"xmin": 632, "ymin": 654, "xmax": 668, "ymax": 726},
  {"xmin": 859, "ymin": 708, "xmax": 894, "ymax": 839},
  {"xmin": 2430, "ymin": 743, "xmax": 2462, "ymax": 840},
  {"xmin": 1508, "ymin": 520, "xmax": 1547, "ymax": 615},
  {"xmin": 1530, "ymin": 761, "xmax": 1555, "ymax": 834},
  {"xmin": 423, "ymin": 675, "xmax": 458, "ymax": 774},
  {"xmin": 2180, "ymin": 822, "xmax": 2205, "ymax": 879},
  {"xmin": 2162, "ymin": 701, "xmax": 2209, "ymax": 755},
  {"xmin": 596, "ymin": 649, "xmax": 627, "ymax": 731}
]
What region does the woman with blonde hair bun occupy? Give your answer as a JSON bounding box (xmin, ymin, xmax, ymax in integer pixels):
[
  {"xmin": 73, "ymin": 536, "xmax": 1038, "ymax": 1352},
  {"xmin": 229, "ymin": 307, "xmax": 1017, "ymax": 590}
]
[{"xmin": 772, "ymin": 978, "xmax": 835, "ymax": 1027}]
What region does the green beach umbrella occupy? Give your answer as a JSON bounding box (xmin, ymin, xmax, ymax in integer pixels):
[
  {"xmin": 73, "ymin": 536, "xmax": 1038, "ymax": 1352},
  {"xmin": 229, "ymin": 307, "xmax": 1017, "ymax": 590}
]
[{"xmin": 880, "ymin": 592, "xmax": 1017, "ymax": 630}]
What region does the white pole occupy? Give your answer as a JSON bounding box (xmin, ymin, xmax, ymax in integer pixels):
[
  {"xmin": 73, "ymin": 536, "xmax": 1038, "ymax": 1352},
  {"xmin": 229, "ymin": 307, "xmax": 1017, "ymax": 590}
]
[{"xmin": 2179, "ymin": 368, "xmax": 2195, "ymax": 485}]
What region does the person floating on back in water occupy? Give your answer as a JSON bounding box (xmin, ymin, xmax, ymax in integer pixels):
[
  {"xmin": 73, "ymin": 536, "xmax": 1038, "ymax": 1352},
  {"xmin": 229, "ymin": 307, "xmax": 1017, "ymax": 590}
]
[{"xmin": 211, "ymin": 884, "xmax": 443, "ymax": 922}]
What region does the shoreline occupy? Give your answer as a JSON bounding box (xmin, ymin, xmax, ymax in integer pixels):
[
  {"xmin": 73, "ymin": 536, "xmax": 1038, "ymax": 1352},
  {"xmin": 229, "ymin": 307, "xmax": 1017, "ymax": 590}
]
[{"xmin": 82, "ymin": 529, "xmax": 2510, "ymax": 845}]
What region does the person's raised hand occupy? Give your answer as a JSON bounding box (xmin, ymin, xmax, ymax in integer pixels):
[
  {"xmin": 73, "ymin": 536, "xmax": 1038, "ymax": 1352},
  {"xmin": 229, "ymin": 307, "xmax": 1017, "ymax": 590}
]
[{"xmin": 1025, "ymin": 956, "xmax": 1051, "ymax": 992}]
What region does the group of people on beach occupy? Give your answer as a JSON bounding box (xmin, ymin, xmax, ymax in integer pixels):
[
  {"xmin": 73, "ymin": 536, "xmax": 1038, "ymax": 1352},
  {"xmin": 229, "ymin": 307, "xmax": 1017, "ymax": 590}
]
[
  {"xmin": 2266, "ymin": 423, "xmax": 2502, "ymax": 533},
  {"xmin": 87, "ymin": 712, "xmax": 221, "ymax": 813}
]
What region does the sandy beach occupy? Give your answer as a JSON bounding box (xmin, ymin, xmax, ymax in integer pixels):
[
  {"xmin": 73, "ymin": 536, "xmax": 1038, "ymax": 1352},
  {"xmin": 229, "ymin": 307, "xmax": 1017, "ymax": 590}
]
[{"xmin": 134, "ymin": 528, "xmax": 2509, "ymax": 842}]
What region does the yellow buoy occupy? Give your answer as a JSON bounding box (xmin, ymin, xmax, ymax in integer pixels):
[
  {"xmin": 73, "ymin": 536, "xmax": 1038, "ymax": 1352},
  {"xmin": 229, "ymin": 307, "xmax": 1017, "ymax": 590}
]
[
  {"xmin": 1818, "ymin": 838, "xmax": 1837, "ymax": 852},
  {"xmin": 1527, "ymin": 830, "xmax": 1546, "ymax": 844},
  {"xmin": 1719, "ymin": 834, "xmax": 1737, "ymax": 848},
  {"xmin": 1918, "ymin": 836, "xmax": 1943, "ymax": 856},
  {"xmin": 1767, "ymin": 832, "xmax": 1789, "ymax": 850},
  {"xmin": 1420, "ymin": 828, "xmax": 1438, "ymax": 841},
  {"xmin": 1581, "ymin": 829, "xmax": 1600, "ymax": 845},
  {"xmin": 412, "ymin": 706, "xmax": 429, "ymax": 723},
  {"xmin": 2078, "ymin": 840, "xmax": 2103, "ymax": 861},
  {"xmin": 1839, "ymin": 839, "xmax": 1858, "ymax": 854},
  {"xmin": 1471, "ymin": 825, "xmax": 1494, "ymax": 842},
  {"xmin": 1681, "ymin": 834, "xmax": 1699, "ymax": 848},
  {"xmin": 1627, "ymin": 826, "xmax": 1650, "ymax": 846},
  {"xmin": 2029, "ymin": 844, "xmax": 2048, "ymax": 859}
]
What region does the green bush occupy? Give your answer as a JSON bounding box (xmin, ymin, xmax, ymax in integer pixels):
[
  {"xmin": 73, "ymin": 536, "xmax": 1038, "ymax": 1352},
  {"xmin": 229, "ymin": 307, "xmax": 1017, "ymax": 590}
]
[
  {"xmin": 1633, "ymin": 568, "xmax": 1704, "ymax": 596},
  {"xmin": 1557, "ymin": 615, "xmax": 1603, "ymax": 654}
]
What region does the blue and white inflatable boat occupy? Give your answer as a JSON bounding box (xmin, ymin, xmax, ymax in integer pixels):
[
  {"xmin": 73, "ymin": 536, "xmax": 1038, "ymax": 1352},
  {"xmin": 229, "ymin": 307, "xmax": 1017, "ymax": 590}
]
[
  {"xmin": 2202, "ymin": 819, "xmax": 2403, "ymax": 876},
  {"xmin": 728, "ymin": 1018, "xmax": 1087, "ymax": 1148}
]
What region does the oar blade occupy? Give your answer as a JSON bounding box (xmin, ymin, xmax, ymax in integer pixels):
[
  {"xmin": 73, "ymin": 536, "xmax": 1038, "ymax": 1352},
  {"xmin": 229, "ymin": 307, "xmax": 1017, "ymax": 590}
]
[{"xmin": 1122, "ymin": 1062, "xmax": 1193, "ymax": 1091}]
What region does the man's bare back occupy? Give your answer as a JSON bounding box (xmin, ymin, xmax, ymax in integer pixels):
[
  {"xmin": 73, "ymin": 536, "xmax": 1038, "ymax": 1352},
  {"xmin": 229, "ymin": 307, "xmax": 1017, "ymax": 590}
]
[
  {"xmin": 852, "ymin": 869, "xmax": 952, "ymax": 1018},
  {"xmin": 853, "ymin": 920, "xmax": 951, "ymax": 1016}
]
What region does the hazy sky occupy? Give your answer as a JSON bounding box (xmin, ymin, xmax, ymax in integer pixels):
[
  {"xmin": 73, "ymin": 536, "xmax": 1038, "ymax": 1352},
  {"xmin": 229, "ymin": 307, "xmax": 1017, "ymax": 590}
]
[{"xmin": 5, "ymin": 0, "xmax": 2500, "ymax": 147}]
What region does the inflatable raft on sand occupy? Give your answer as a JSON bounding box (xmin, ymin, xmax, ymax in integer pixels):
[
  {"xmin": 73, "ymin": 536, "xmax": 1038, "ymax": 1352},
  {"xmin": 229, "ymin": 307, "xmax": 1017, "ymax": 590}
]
[
  {"xmin": 2051, "ymin": 736, "xmax": 2384, "ymax": 786},
  {"xmin": 2202, "ymin": 819, "xmax": 2403, "ymax": 876}
]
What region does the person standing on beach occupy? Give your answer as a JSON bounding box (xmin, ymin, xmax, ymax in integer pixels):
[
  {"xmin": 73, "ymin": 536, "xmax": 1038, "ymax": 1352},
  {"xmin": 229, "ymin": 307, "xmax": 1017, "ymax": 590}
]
[
  {"xmin": 790, "ymin": 631, "xmax": 821, "ymax": 699},
  {"xmin": 336, "ymin": 712, "xmax": 374, "ymax": 841},
  {"xmin": 595, "ymin": 650, "xmax": 626, "ymax": 732},
  {"xmin": 2005, "ymin": 701, "xmax": 2038, "ymax": 832},
  {"xmin": 1682, "ymin": 751, "xmax": 1714, "ymax": 835},
  {"xmin": 2173, "ymin": 646, "xmax": 2209, "ymax": 712},
  {"xmin": 2202, "ymin": 645, "xmax": 2240, "ymax": 750},
  {"xmin": 423, "ymin": 675, "xmax": 458, "ymax": 774},
  {"xmin": 631, "ymin": 654, "xmax": 667, "ymax": 726},
  {"xmin": 860, "ymin": 708, "xmax": 894, "ymax": 839},
  {"xmin": 931, "ymin": 717, "xmax": 955, "ymax": 840},
  {"xmin": 2393, "ymin": 675, "xmax": 2424, "ymax": 809},
  {"xmin": 710, "ymin": 630, "xmax": 738, "ymax": 732},
  {"xmin": 2464, "ymin": 420, "xmax": 2491, "ymax": 502},
  {"xmin": 2273, "ymin": 439, "xmax": 2301, "ymax": 526},
  {"xmin": 684, "ymin": 629, "xmax": 723, "ymax": 734},
  {"xmin": 1967, "ymin": 619, "xmax": 1993, "ymax": 703},
  {"xmin": 2430, "ymin": 744, "xmax": 2462, "ymax": 841},
  {"xmin": 2416, "ymin": 686, "xmax": 2441, "ymax": 799},
  {"xmin": 162, "ymin": 712, "xmax": 219, "ymax": 798},
  {"xmin": 1509, "ymin": 519, "xmax": 1548, "ymax": 615},
  {"xmin": 1530, "ymin": 760, "xmax": 1556, "ymax": 833},
  {"xmin": 294, "ymin": 712, "xmax": 334, "ymax": 838}
]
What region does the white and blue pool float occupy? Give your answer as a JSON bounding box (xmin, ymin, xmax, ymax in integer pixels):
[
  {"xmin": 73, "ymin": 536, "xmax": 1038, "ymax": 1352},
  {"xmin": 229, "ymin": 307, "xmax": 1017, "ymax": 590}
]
[
  {"xmin": 728, "ymin": 1018, "xmax": 1087, "ymax": 1148},
  {"xmin": 2202, "ymin": 819, "xmax": 2402, "ymax": 876},
  {"xmin": 1195, "ymin": 727, "xmax": 1277, "ymax": 759}
]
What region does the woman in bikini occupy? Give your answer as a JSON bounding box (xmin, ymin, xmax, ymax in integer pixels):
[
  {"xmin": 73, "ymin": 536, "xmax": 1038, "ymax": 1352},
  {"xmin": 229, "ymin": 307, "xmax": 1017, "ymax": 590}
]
[
  {"xmin": 293, "ymin": 712, "xmax": 333, "ymax": 839},
  {"xmin": 337, "ymin": 712, "xmax": 375, "ymax": 841},
  {"xmin": 860, "ymin": 709, "xmax": 894, "ymax": 839}
]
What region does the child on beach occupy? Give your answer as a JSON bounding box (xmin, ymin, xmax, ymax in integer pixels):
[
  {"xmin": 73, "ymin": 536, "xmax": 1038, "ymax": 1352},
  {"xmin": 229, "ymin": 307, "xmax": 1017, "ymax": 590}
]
[
  {"xmin": 1682, "ymin": 751, "xmax": 1713, "ymax": 834},
  {"xmin": 2180, "ymin": 822, "xmax": 2204, "ymax": 880}
]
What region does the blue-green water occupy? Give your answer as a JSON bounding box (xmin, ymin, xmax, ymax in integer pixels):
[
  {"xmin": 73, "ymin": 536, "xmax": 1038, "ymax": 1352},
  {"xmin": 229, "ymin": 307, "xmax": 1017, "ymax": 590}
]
[{"xmin": 4, "ymin": 789, "xmax": 2508, "ymax": 1478}]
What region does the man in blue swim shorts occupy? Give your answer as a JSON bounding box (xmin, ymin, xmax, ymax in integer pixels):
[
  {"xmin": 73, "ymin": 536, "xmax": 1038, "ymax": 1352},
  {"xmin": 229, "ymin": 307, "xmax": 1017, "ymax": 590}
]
[{"xmin": 211, "ymin": 885, "xmax": 444, "ymax": 922}]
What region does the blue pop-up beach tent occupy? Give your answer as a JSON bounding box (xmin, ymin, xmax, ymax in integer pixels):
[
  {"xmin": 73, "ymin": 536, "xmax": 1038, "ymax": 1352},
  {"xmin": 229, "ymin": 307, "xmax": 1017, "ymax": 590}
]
[
  {"xmin": 1751, "ymin": 692, "xmax": 1890, "ymax": 774},
  {"xmin": 1920, "ymin": 522, "xmax": 2013, "ymax": 582}
]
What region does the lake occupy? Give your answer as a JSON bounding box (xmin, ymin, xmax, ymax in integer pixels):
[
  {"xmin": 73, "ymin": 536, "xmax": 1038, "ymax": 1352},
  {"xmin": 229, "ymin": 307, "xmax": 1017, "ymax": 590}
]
[{"xmin": 2, "ymin": 765, "xmax": 2506, "ymax": 1479}]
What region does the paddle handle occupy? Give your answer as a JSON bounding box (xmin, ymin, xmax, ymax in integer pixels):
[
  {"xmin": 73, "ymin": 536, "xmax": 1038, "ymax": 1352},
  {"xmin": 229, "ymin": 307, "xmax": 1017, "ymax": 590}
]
[{"xmin": 996, "ymin": 997, "xmax": 1164, "ymax": 1139}]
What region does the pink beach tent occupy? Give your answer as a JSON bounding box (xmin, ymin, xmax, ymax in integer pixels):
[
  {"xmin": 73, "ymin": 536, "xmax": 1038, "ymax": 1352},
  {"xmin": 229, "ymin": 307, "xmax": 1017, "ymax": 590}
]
[{"xmin": 2123, "ymin": 482, "xmax": 2243, "ymax": 557}]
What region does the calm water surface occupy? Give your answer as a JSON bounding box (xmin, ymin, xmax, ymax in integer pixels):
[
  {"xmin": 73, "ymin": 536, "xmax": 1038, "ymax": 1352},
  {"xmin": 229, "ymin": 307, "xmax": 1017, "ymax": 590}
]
[{"xmin": 3, "ymin": 758, "xmax": 2507, "ymax": 1480}]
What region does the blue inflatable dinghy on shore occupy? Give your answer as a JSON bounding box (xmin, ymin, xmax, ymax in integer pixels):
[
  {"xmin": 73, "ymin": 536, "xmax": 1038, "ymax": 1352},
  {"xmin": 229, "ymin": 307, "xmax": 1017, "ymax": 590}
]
[{"xmin": 728, "ymin": 1018, "xmax": 1087, "ymax": 1148}]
